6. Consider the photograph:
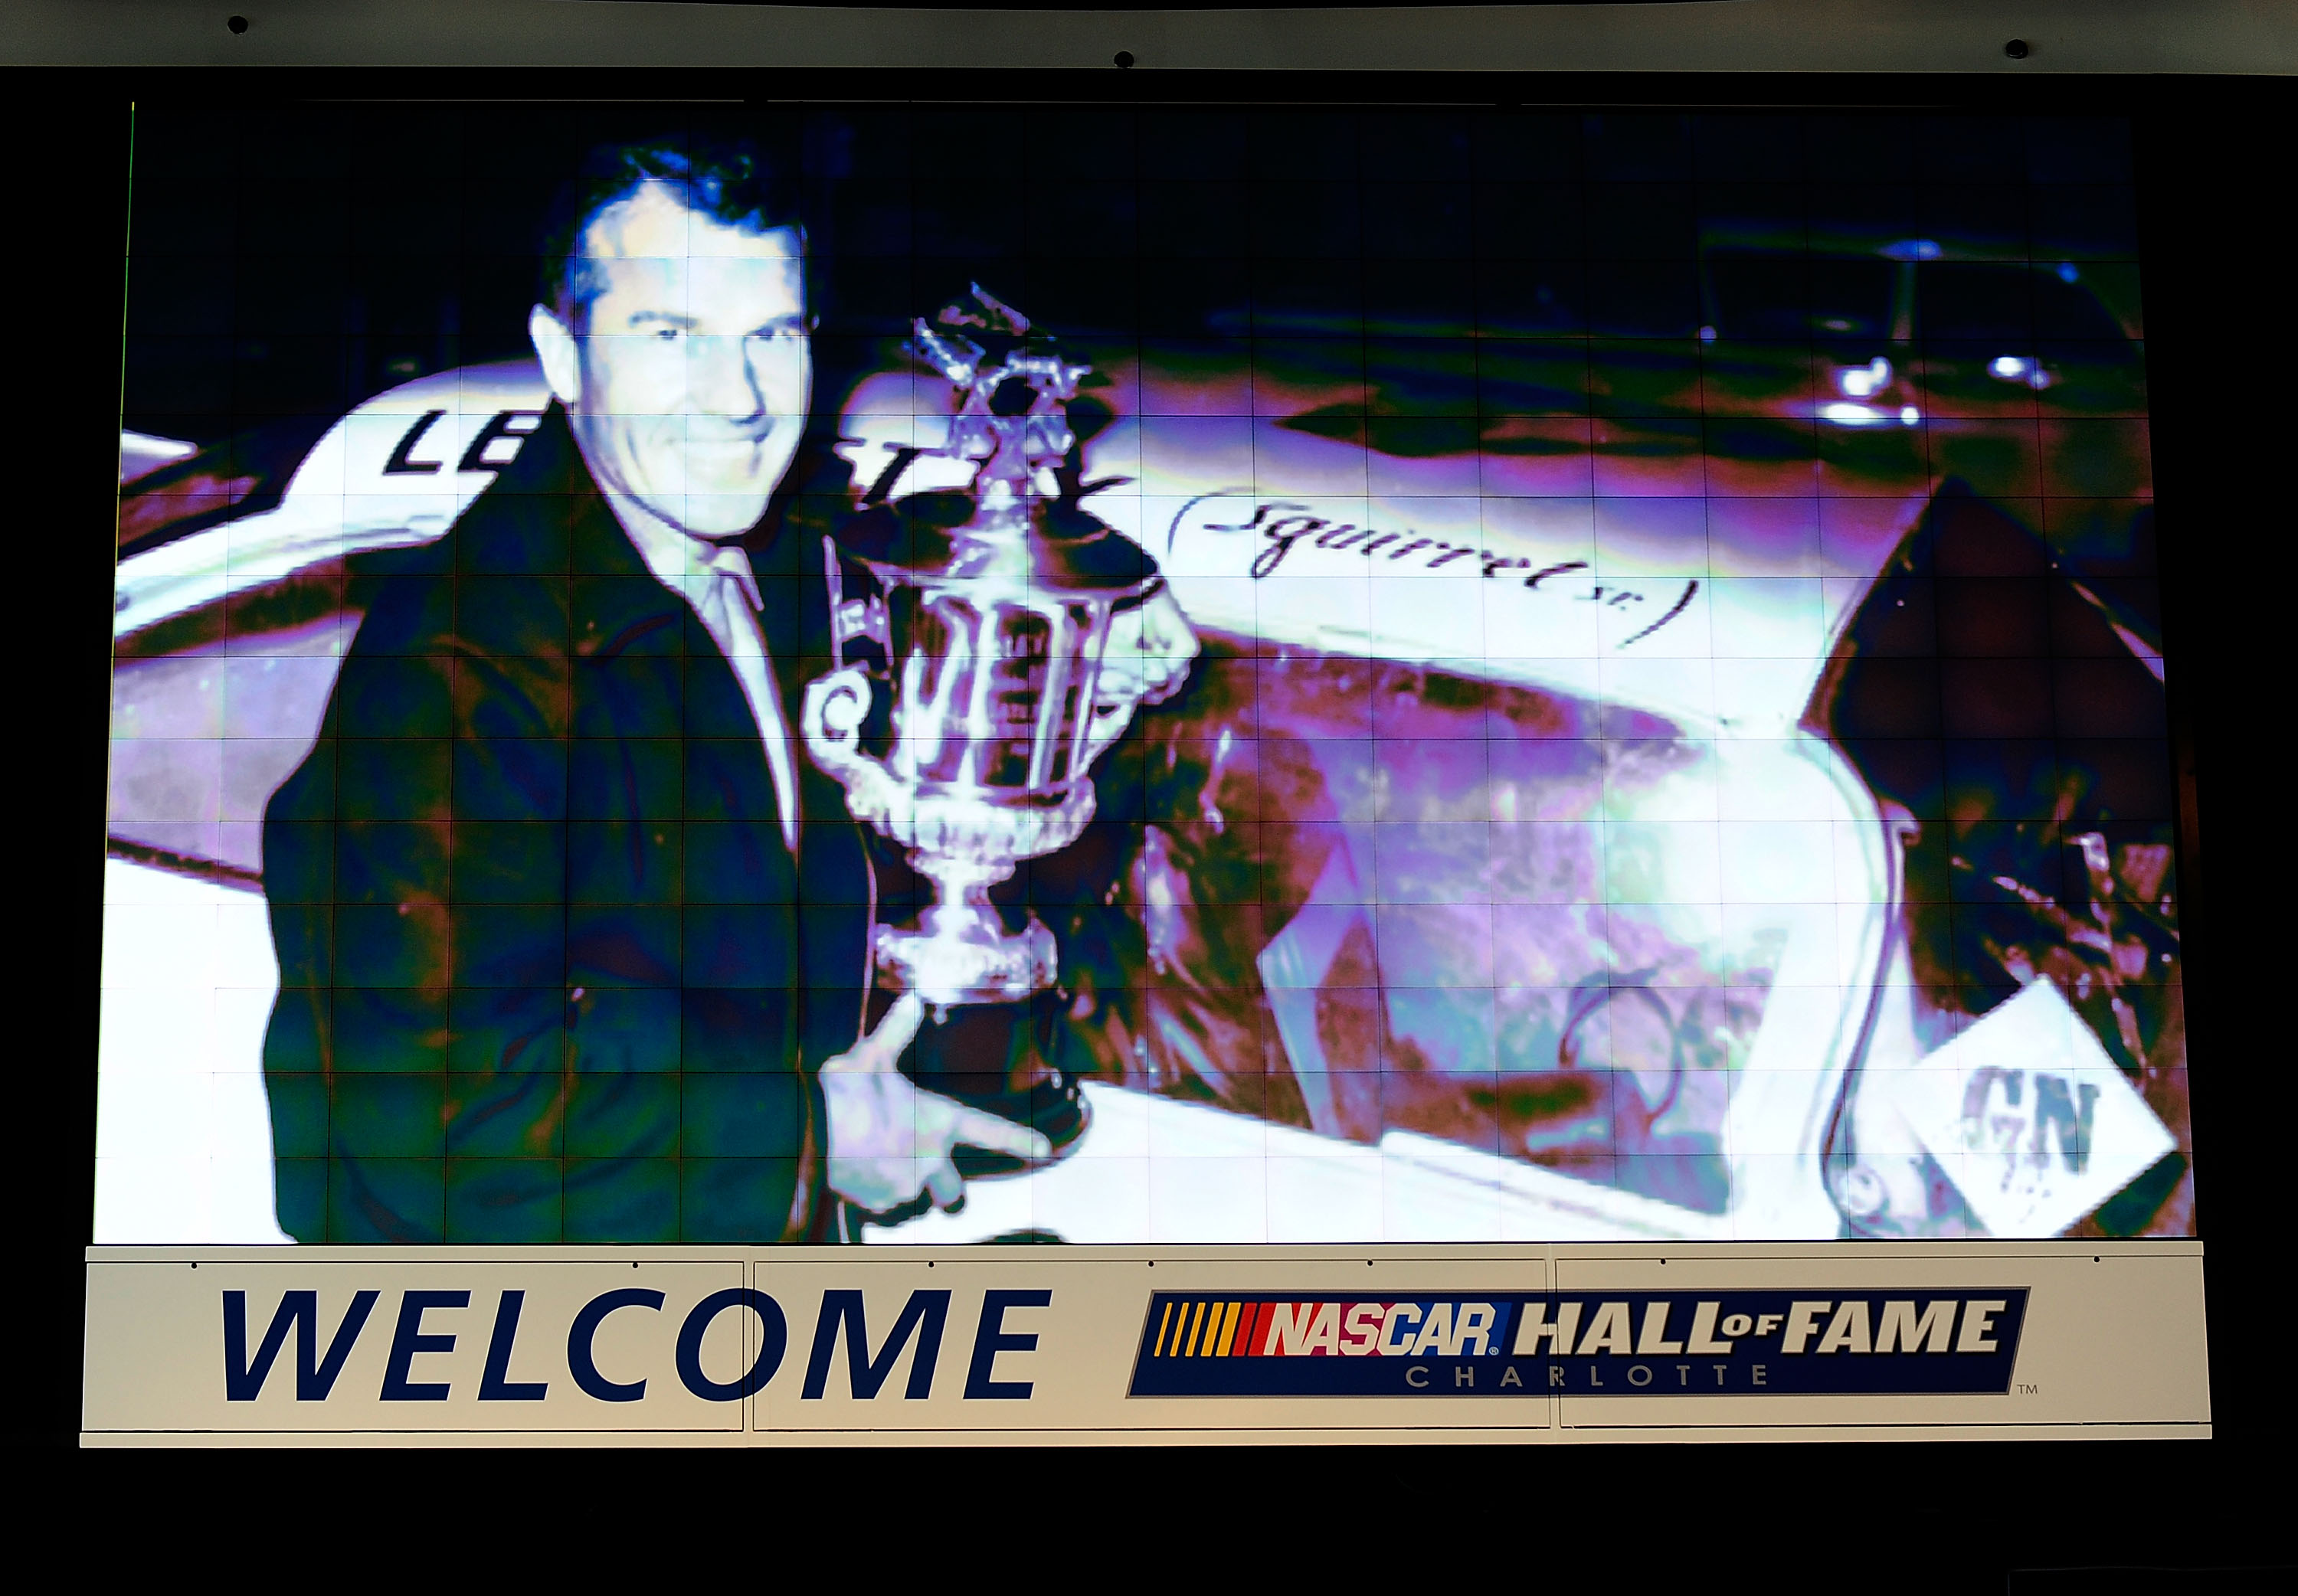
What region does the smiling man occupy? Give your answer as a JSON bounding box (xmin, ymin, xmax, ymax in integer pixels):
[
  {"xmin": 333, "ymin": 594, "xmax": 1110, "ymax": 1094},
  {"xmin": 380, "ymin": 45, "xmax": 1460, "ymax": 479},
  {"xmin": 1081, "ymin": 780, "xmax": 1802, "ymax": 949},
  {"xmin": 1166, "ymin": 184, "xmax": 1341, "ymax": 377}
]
[{"xmin": 260, "ymin": 134, "xmax": 1045, "ymax": 1244}]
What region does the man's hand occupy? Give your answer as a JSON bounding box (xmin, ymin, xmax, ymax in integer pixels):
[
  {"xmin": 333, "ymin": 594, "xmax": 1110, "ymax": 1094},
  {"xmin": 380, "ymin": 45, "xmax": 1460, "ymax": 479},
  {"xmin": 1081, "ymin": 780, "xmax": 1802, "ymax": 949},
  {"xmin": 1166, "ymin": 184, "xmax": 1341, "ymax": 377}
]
[{"xmin": 820, "ymin": 992, "xmax": 1053, "ymax": 1215}]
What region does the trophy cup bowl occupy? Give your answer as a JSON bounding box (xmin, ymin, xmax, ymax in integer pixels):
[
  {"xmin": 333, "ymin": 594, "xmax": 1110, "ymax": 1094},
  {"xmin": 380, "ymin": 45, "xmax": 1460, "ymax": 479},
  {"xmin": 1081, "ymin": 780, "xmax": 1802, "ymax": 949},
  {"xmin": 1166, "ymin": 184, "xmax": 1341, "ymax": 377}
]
[{"xmin": 801, "ymin": 296, "xmax": 1196, "ymax": 1012}]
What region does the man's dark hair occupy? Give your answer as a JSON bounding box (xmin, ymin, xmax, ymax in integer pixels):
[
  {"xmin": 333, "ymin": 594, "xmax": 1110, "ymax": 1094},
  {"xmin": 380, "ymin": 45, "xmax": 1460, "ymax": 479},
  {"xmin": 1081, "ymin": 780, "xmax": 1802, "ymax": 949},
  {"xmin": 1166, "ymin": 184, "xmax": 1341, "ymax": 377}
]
[{"xmin": 538, "ymin": 132, "xmax": 805, "ymax": 319}]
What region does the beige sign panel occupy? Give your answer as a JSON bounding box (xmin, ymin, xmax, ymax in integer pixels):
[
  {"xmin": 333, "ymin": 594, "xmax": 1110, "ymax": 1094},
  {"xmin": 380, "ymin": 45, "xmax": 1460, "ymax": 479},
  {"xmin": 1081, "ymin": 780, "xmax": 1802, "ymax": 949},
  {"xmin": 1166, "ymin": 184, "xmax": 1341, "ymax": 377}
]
[{"xmin": 83, "ymin": 1241, "xmax": 2208, "ymax": 1444}]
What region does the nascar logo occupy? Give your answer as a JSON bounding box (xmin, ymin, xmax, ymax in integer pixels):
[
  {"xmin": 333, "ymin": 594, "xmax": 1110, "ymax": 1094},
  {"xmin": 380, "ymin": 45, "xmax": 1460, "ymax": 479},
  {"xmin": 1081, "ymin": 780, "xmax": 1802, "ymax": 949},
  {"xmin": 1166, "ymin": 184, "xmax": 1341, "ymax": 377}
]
[
  {"xmin": 1128, "ymin": 1291, "xmax": 2028, "ymax": 1398},
  {"xmin": 1148, "ymin": 1297, "xmax": 1504, "ymax": 1361}
]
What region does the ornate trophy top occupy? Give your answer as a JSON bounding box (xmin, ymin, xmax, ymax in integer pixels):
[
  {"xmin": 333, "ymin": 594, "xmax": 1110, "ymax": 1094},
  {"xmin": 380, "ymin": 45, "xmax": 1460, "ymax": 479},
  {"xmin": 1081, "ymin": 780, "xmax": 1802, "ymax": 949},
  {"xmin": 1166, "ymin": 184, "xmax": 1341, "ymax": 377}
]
[
  {"xmin": 912, "ymin": 284, "xmax": 1085, "ymax": 512},
  {"xmin": 833, "ymin": 285, "xmax": 1156, "ymax": 596},
  {"xmin": 804, "ymin": 286, "xmax": 1197, "ymax": 1013}
]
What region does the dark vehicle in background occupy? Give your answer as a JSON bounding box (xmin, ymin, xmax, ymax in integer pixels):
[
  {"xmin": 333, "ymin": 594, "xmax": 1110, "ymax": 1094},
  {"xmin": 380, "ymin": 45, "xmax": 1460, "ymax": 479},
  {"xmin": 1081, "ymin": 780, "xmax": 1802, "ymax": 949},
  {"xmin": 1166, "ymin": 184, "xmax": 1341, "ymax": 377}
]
[
  {"xmin": 1238, "ymin": 217, "xmax": 2152, "ymax": 577},
  {"xmin": 1700, "ymin": 228, "xmax": 2145, "ymax": 427}
]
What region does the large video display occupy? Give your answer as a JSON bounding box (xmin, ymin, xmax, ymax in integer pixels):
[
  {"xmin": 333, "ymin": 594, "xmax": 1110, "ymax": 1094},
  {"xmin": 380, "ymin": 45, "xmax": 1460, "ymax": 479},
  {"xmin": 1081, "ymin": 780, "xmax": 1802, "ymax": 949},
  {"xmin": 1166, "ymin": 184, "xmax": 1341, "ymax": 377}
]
[{"xmin": 100, "ymin": 103, "xmax": 2181, "ymax": 1248}]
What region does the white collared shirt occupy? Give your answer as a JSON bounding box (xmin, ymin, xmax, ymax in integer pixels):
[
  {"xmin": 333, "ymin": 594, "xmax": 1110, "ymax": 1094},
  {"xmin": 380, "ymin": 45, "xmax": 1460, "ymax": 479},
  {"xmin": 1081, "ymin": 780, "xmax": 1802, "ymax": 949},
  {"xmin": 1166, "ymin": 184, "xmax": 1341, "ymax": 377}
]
[{"xmin": 601, "ymin": 485, "xmax": 801, "ymax": 856}]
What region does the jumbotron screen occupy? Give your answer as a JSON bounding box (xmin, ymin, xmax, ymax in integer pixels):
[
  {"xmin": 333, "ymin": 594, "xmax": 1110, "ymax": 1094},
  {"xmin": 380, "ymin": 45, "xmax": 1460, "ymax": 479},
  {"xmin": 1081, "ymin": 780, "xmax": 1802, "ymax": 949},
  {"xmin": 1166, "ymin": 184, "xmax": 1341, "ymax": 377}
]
[{"xmin": 100, "ymin": 103, "xmax": 2177, "ymax": 1248}]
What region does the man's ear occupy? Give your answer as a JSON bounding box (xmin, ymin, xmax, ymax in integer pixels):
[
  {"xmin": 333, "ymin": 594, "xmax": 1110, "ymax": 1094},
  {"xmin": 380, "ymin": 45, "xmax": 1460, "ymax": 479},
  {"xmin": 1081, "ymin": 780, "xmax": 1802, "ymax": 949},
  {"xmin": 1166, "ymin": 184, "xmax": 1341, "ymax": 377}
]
[{"xmin": 529, "ymin": 303, "xmax": 581, "ymax": 408}]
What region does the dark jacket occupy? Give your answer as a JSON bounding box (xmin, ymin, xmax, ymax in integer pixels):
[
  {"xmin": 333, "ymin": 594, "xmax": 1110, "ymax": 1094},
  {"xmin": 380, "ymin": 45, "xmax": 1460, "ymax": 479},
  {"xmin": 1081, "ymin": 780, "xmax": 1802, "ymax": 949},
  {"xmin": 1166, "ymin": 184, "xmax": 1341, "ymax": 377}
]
[{"xmin": 260, "ymin": 404, "xmax": 871, "ymax": 1243}]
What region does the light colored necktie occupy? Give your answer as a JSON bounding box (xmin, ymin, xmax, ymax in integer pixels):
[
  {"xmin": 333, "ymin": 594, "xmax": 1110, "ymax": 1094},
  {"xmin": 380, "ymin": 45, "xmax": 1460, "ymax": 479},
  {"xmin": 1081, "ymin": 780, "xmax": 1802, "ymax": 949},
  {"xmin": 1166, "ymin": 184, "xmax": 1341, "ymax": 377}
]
[{"xmin": 687, "ymin": 543, "xmax": 802, "ymax": 857}]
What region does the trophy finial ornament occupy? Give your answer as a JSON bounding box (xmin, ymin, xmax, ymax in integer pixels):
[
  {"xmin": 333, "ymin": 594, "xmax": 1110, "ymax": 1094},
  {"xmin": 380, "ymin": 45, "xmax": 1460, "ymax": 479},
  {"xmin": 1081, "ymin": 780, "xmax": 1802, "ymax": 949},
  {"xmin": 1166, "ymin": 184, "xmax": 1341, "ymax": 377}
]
[{"xmin": 802, "ymin": 288, "xmax": 1197, "ymax": 1009}]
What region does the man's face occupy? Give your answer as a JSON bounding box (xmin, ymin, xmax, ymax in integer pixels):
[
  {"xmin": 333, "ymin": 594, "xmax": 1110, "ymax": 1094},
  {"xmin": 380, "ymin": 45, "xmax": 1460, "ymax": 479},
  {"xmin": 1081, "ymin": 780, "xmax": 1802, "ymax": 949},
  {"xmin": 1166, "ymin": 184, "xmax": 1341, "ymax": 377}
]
[{"xmin": 545, "ymin": 181, "xmax": 810, "ymax": 538}]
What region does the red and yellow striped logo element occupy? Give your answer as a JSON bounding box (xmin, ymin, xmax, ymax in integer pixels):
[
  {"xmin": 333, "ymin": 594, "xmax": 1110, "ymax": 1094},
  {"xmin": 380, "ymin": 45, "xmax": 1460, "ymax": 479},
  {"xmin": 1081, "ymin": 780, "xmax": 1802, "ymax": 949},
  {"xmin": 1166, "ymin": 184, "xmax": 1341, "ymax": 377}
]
[{"xmin": 1149, "ymin": 1299, "xmax": 1283, "ymax": 1358}]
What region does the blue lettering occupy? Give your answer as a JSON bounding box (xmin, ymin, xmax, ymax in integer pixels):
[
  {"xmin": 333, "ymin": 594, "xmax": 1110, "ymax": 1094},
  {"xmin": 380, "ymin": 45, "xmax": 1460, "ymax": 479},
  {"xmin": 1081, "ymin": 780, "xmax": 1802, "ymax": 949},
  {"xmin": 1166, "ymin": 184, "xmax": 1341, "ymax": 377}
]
[
  {"xmin": 477, "ymin": 1290, "xmax": 547, "ymax": 1401},
  {"xmin": 676, "ymin": 1288, "xmax": 789, "ymax": 1402},
  {"xmin": 222, "ymin": 1289, "xmax": 378, "ymax": 1402},
  {"xmin": 380, "ymin": 1290, "xmax": 470, "ymax": 1401},
  {"xmin": 964, "ymin": 1290, "xmax": 1051, "ymax": 1401},
  {"xmin": 802, "ymin": 1290, "xmax": 951, "ymax": 1401},
  {"xmin": 568, "ymin": 1288, "xmax": 664, "ymax": 1403}
]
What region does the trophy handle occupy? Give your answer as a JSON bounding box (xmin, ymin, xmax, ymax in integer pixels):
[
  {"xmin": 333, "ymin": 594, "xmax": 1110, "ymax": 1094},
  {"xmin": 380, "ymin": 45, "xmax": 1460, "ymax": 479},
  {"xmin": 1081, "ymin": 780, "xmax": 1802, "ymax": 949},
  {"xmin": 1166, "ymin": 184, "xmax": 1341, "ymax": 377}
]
[
  {"xmin": 800, "ymin": 666, "xmax": 925, "ymax": 849},
  {"xmin": 801, "ymin": 666, "xmax": 885, "ymax": 795}
]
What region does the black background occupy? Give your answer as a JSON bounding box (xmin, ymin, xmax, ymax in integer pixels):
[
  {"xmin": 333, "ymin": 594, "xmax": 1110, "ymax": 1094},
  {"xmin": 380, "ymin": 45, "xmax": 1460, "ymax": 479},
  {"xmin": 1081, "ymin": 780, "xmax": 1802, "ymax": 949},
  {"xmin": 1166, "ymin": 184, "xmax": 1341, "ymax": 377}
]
[{"xmin": 5, "ymin": 62, "xmax": 2288, "ymax": 1586}]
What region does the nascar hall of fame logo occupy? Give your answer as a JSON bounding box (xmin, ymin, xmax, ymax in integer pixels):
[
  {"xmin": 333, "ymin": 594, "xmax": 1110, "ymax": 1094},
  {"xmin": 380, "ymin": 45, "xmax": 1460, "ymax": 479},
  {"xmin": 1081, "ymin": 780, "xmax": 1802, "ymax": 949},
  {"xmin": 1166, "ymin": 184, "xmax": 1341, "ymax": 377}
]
[{"xmin": 1127, "ymin": 1291, "xmax": 2030, "ymax": 1398}]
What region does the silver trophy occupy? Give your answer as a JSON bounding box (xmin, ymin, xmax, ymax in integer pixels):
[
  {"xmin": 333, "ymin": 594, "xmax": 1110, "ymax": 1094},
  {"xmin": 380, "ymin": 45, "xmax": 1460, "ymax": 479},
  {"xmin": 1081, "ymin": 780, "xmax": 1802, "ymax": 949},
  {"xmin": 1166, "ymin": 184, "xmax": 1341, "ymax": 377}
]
[{"xmin": 801, "ymin": 289, "xmax": 1196, "ymax": 1009}]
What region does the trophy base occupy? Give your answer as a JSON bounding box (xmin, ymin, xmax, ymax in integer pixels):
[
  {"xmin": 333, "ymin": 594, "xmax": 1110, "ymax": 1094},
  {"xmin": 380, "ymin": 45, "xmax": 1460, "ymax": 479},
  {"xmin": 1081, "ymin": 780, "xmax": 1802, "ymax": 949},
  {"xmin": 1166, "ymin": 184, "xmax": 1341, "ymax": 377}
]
[
  {"xmin": 888, "ymin": 980, "xmax": 1094, "ymax": 1181},
  {"xmin": 874, "ymin": 913, "xmax": 1059, "ymax": 1009}
]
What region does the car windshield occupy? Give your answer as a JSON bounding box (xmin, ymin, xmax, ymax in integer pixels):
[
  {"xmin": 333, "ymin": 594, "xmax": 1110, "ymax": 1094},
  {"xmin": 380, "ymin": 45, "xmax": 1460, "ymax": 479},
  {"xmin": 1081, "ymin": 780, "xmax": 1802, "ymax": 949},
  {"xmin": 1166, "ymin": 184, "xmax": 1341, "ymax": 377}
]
[{"xmin": 1707, "ymin": 250, "xmax": 1895, "ymax": 342}]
